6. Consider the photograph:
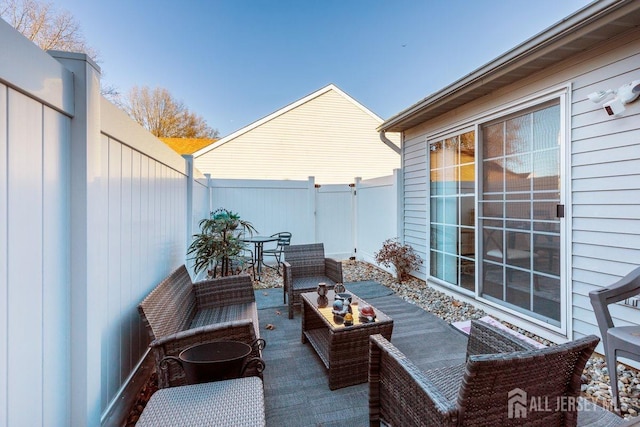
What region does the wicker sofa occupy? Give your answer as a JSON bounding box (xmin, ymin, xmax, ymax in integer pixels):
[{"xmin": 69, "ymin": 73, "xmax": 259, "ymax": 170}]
[
  {"xmin": 282, "ymin": 243, "xmax": 343, "ymax": 319},
  {"xmin": 138, "ymin": 265, "xmax": 262, "ymax": 388},
  {"xmin": 369, "ymin": 320, "xmax": 603, "ymax": 427}
]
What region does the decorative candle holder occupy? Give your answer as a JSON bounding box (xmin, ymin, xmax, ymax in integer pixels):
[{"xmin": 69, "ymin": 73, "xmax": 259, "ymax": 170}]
[{"xmin": 317, "ymin": 282, "xmax": 328, "ymax": 297}]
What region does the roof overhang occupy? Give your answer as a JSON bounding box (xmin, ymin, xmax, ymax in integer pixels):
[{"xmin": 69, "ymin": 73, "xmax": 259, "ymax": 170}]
[{"xmin": 378, "ymin": 0, "xmax": 640, "ymax": 133}]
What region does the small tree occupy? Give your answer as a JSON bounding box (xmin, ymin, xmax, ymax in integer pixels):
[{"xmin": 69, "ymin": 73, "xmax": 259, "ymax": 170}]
[
  {"xmin": 374, "ymin": 238, "xmax": 423, "ymax": 282},
  {"xmin": 187, "ymin": 208, "xmax": 256, "ymax": 277}
]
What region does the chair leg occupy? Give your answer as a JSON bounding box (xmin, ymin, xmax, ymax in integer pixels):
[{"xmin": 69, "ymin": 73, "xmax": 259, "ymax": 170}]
[
  {"xmin": 607, "ymin": 344, "xmax": 621, "ymax": 411},
  {"xmin": 275, "ymin": 252, "xmax": 282, "ymax": 275}
]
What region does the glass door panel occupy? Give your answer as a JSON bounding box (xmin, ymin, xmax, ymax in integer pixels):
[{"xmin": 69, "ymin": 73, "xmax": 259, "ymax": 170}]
[
  {"xmin": 479, "ymin": 102, "xmax": 561, "ymax": 326},
  {"xmin": 429, "ymin": 130, "xmax": 476, "ymax": 292}
]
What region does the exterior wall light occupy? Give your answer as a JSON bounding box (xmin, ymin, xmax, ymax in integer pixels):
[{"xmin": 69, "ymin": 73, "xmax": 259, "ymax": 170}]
[{"xmin": 588, "ymin": 79, "xmax": 640, "ymax": 117}]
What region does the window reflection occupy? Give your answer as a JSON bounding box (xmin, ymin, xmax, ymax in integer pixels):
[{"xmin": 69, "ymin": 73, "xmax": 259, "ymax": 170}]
[
  {"xmin": 479, "ymin": 101, "xmax": 561, "ymax": 326},
  {"xmin": 430, "ymin": 130, "xmax": 476, "ymax": 292}
]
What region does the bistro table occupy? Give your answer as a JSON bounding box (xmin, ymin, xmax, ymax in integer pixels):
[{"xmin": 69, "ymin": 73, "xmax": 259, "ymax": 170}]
[{"xmin": 242, "ymin": 235, "xmax": 279, "ymax": 280}]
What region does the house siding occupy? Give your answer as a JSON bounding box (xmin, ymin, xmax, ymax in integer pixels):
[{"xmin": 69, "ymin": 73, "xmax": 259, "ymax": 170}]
[
  {"xmin": 194, "ymin": 88, "xmax": 400, "ymax": 184},
  {"xmin": 402, "ymin": 135, "xmax": 428, "ymax": 277},
  {"xmin": 399, "ymin": 27, "xmax": 640, "ymax": 342},
  {"xmin": 568, "ymin": 28, "xmax": 640, "ymax": 342}
]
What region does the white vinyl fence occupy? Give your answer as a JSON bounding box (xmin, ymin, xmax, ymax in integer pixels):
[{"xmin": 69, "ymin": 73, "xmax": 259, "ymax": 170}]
[
  {"xmin": 208, "ymin": 170, "xmax": 402, "ymax": 263},
  {"xmin": 1, "ymin": 20, "xmax": 209, "ymax": 427},
  {"xmin": 354, "ymin": 173, "xmax": 404, "ymax": 264},
  {"xmin": 1, "ymin": 18, "xmax": 402, "ymax": 427}
]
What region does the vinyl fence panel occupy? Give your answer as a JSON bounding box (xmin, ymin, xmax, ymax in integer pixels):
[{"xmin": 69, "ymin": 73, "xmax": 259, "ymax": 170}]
[
  {"xmin": 209, "ymin": 178, "xmax": 316, "ymax": 247},
  {"xmin": 315, "ymin": 183, "xmax": 355, "ymax": 259},
  {"xmin": 355, "ymin": 171, "xmax": 402, "ymax": 266}
]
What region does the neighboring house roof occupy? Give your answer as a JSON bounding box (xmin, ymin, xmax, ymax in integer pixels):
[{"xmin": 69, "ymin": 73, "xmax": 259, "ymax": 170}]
[
  {"xmin": 379, "ymin": 0, "xmax": 640, "ymax": 132},
  {"xmin": 193, "ymin": 83, "xmax": 392, "ymax": 157},
  {"xmin": 160, "ymin": 137, "xmax": 217, "ymax": 155}
]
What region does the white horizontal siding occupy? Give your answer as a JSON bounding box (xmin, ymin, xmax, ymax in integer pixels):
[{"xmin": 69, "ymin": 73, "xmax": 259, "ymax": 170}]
[
  {"xmin": 568, "ymin": 30, "xmax": 640, "ymax": 343},
  {"xmin": 195, "ymin": 89, "xmax": 400, "ymax": 184},
  {"xmin": 397, "ymin": 26, "xmax": 640, "ymax": 341},
  {"xmin": 402, "ymin": 136, "xmax": 427, "ymax": 277}
]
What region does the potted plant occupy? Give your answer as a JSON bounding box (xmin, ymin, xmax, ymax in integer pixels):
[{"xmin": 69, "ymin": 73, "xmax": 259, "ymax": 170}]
[{"xmin": 187, "ymin": 208, "xmax": 257, "ymax": 277}]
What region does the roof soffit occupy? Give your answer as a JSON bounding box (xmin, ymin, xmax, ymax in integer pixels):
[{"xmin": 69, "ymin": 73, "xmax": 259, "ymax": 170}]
[{"xmin": 380, "ymin": 0, "xmax": 640, "ymax": 132}]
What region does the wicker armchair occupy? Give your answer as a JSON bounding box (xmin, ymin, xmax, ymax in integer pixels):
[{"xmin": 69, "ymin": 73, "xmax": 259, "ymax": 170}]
[
  {"xmin": 138, "ymin": 265, "xmax": 261, "ymax": 388},
  {"xmin": 369, "ymin": 320, "xmax": 600, "ymax": 427},
  {"xmin": 282, "ymin": 243, "xmax": 343, "ymax": 319}
]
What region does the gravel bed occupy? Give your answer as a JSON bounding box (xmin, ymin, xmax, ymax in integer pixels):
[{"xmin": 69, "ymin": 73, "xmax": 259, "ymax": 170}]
[{"xmin": 256, "ymin": 260, "xmax": 640, "ymax": 419}]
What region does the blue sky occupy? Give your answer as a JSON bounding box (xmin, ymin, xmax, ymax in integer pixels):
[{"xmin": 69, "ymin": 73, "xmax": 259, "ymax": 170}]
[{"xmin": 51, "ymin": 0, "xmax": 592, "ymax": 136}]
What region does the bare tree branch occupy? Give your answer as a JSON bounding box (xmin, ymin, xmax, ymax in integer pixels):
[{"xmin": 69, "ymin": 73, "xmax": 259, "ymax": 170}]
[
  {"xmin": 123, "ymin": 86, "xmax": 219, "ymax": 139},
  {"xmin": 1, "ymin": 0, "xmax": 107, "ymax": 93}
]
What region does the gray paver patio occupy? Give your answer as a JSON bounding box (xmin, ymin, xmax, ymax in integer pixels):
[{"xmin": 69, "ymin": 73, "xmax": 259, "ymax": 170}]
[
  {"xmin": 256, "ymin": 282, "xmax": 631, "ymax": 427},
  {"xmin": 257, "ymin": 285, "xmax": 467, "ymax": 426}
]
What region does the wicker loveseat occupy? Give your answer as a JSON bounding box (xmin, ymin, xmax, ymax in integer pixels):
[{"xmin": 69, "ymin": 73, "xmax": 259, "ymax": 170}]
[
  {"xmin": 369, "ymin": 320, "xmax": 603, "ymax": 427},
  {"xmin": 282, "ymin": 243, "xmax": 343, "ymax": 319},
  {"xmin": 138, "ymin": 265, "xmax": 262, "ymax": 388}
]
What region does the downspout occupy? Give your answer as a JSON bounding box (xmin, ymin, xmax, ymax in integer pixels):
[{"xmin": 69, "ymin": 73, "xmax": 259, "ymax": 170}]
[{"xmin": 379, "ymin": 130, "xmax": 401, "ymax": 154}]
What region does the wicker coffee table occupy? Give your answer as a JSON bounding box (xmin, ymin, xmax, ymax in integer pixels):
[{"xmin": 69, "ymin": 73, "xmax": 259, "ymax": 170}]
[{"xmin": 301, "ymin": 290, "xmax": 393, "ymax": 390}]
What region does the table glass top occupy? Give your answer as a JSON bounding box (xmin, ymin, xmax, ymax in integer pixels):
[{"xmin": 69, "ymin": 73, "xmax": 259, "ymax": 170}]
[
  {"xmin": 242, "ymin": 235, "xmax": 278, "ymax": 243},
  {"xmin": 302, "ymin": 290, "xmax": 390, "ymax": 329}
]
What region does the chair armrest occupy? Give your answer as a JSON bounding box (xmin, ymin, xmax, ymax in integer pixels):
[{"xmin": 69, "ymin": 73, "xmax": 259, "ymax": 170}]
[
  {"xmin": 283, "ymin": 261, "xmax": 292, "ymax": 292},
  {"xmin": 150, "ymin": 318, "xmax": 260, "ymax": 388},
  {"xmin": 194, "ymin": 274, "xmax": 255, "ymax": 309},
  {"xmin": 589, "ymin": 267, "xmax": 640, "ymax": 334},
  {"xmin": 466, "ymin": 319, "xmax": 539, "ymax": 358},
  {"xmin": 150, "ymin": 318, "xmax": 258, "ymax": 349},
  {"xmin": 283, "ymin": 261, "xmax": 292, "ymax": 282},
  {"xmin": 324, "ymin": 258, "xmax": 343, "ymax": 283},
  {"xmin": 369, "ymin": 334, "xmax": 458, "ymax": 427}
]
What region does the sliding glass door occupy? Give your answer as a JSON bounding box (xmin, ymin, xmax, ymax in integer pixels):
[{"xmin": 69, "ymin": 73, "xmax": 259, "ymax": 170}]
[{"xmin": 479, "ymin": 101, "xmax": 562, "ymax": 326}]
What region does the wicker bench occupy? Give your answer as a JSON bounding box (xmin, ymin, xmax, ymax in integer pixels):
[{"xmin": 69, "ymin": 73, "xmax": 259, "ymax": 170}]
[
  {"xmin": 138, "ymin": 265, "xmax": 262, "ymax": 388},
  {"xmin": 136, "ymin": 377, "xmax": 265, "ymax": 426}
]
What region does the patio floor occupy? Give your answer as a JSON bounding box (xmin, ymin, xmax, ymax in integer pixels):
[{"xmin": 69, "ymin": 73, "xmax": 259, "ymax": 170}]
[{"xmin": 255, "ymin": 281, "xmax": 631, "ymax": 427}]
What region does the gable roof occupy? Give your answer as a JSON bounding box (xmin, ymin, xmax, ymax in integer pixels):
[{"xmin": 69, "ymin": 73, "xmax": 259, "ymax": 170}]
[
  {"xmin": 160, "ymin": 137, "xmax": 217, "ymax": 155},
  {"xmin": 379, "ymin": 0, "xmax": 640, "ymax": 132},
  {"xmin": 193, "ymin": 83, "xmax": 383, "ymax": 157}
]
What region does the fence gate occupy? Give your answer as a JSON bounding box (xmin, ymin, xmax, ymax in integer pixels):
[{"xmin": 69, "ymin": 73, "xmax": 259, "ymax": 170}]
[{"xmin": 315, "ymin": 184, "xmax": 355, "ymax": 259}]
